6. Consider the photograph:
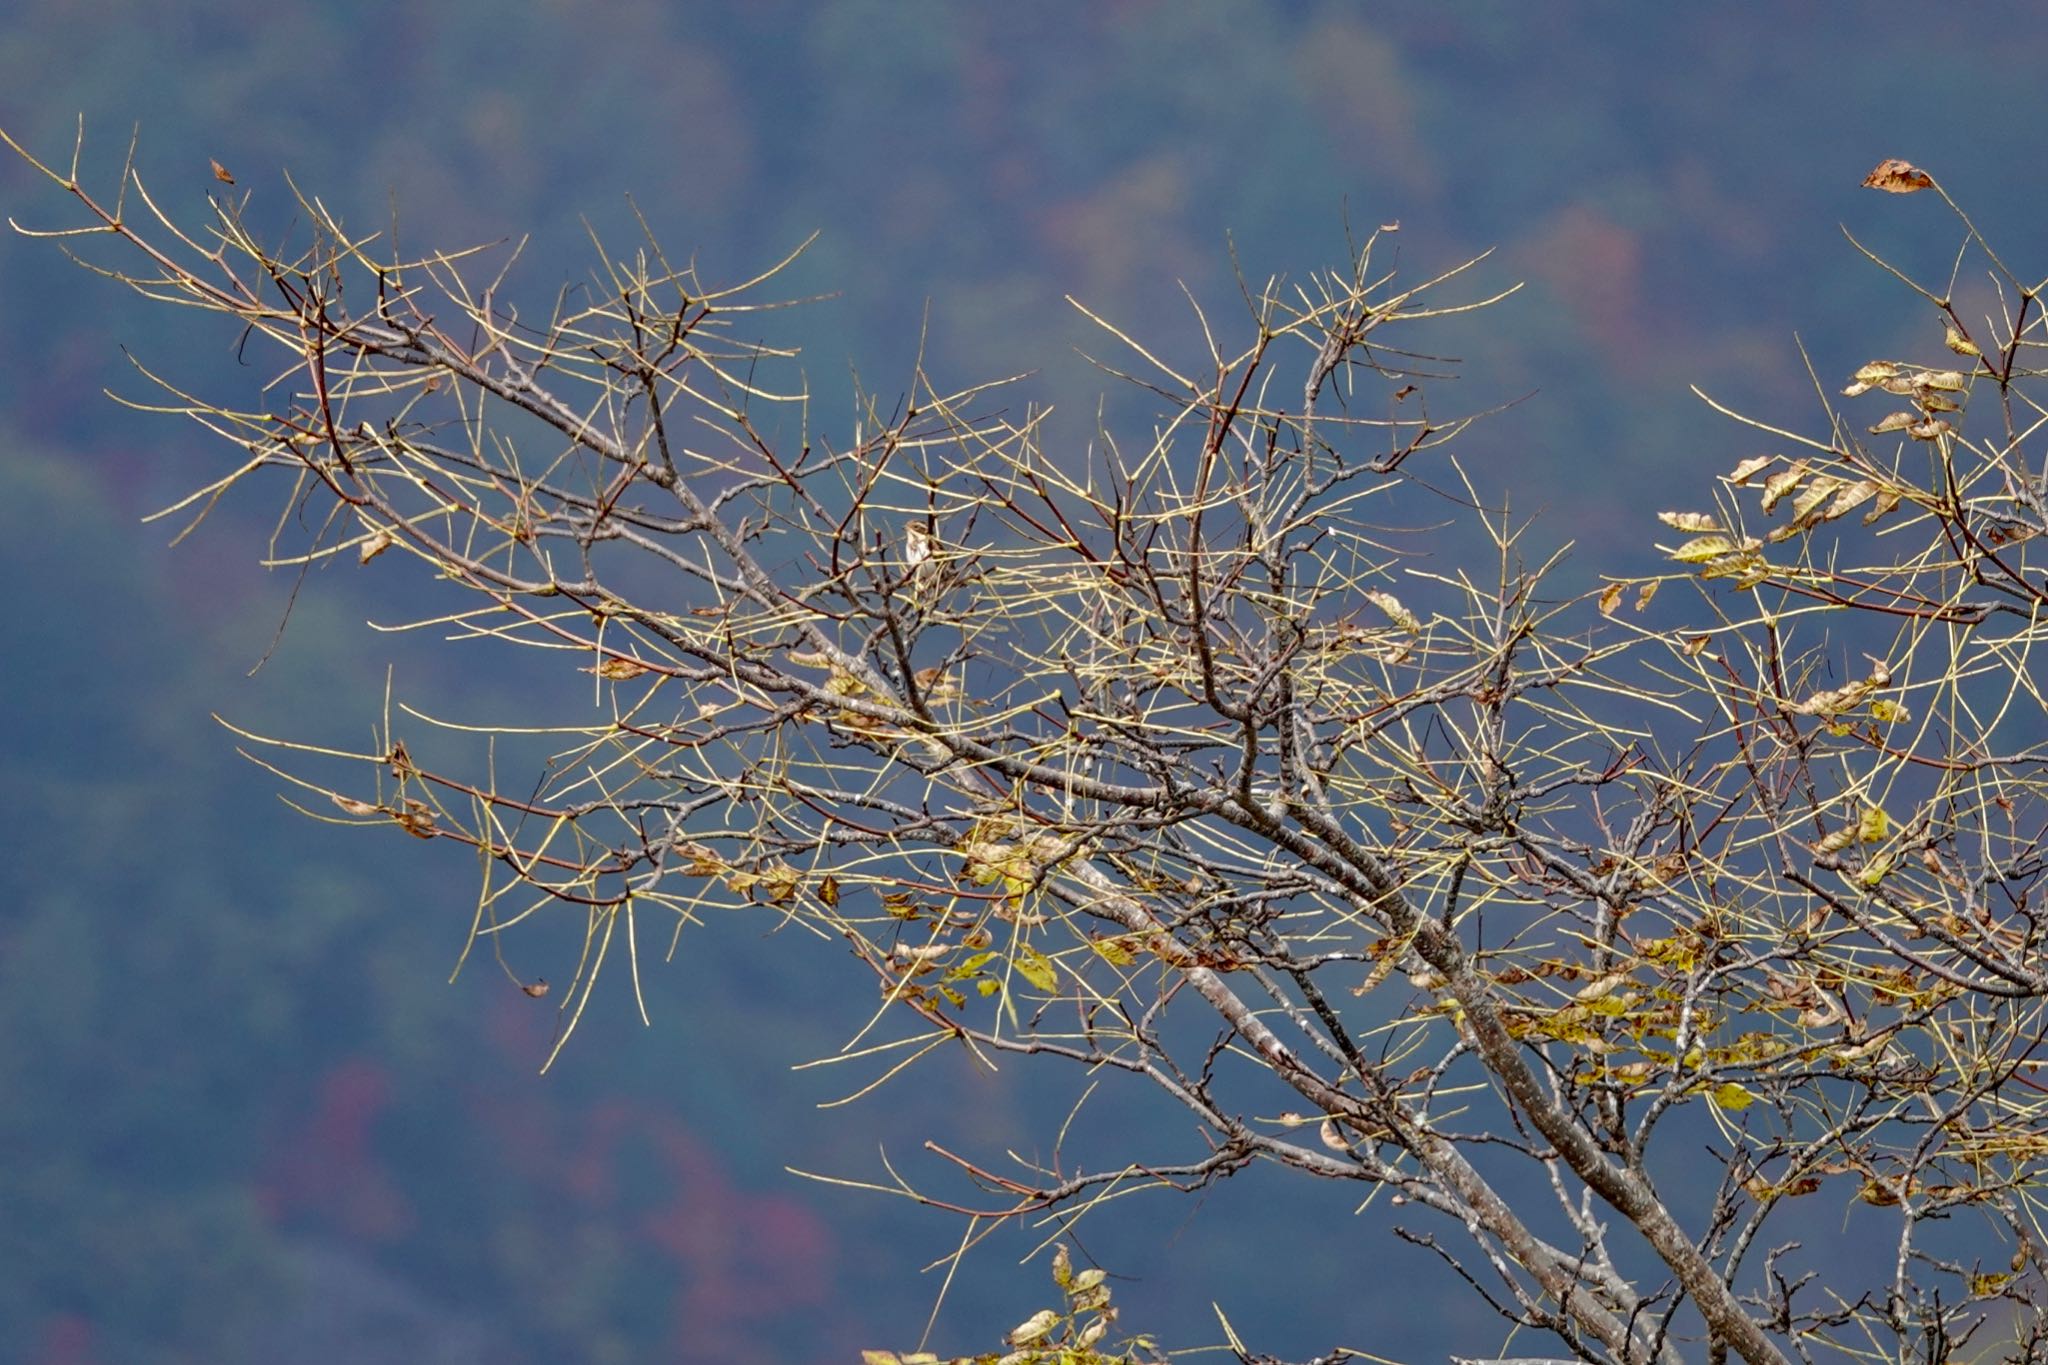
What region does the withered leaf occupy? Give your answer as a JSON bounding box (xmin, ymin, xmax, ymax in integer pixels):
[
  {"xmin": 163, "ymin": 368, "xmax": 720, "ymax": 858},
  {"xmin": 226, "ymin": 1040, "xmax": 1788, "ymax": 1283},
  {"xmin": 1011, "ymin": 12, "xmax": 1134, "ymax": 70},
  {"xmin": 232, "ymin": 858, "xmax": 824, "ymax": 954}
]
[
  {"xmin": 1863, "ymin": 489, "xmax": 1902, "ymax": 524},
  {"xmin": 1824, "ymin": 480, "xmax": 1878, "ymax": 519},
  {"xmin": 1861, "ymin": 158, "xmax": 1933, "ymax": 193},
  {"xmin": 210, "ymin": 158, "xmax": 235, "ymax": 185},
  {"xmin": 587, "ymin": 656, "xmax": 651, "ymax": 680},
  {"xmin": 330, "ymin": 793, "xmax": 380, "ymax": 817},
  {"xmin": 1598, "ymin": 581, "xmax": 1626, "ymax": 616},
  {"xmin": 1760, "ymin": 463, "xmax": 1809, "ymax": 512},
  {"xmin": 521, "ymin": 979, "xmax": 550, "ymax": 999},
  {"xmin": 1728, "ymin": 455, "xmax": 1775, "ymax": 485},
  {"xmin": 395, "ymin": 798, "xmax": 437, "ymax": 839},
  {"xmin": 1364, "ymin": 589, "xmax": 1420, "ymax": 631}
]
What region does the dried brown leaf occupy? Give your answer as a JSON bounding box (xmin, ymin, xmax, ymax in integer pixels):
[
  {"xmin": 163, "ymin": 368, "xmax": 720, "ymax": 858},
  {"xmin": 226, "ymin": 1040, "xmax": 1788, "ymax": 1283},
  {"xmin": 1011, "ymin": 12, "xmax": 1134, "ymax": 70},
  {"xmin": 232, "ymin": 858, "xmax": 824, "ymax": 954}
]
[
  {"xmin": 1861, "ymin": 158, "xmax": 1933, "ymax": 193},
  {"xmin": 1728, "ymin": 454, "xmax": 1775, "ymax": 484}
]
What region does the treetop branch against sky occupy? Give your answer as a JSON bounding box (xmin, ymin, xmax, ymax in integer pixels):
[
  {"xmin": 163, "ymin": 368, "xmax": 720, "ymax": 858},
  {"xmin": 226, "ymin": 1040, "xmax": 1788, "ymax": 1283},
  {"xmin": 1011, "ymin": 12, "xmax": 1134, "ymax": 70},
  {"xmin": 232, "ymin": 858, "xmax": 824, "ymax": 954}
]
[{"xmin": 13, "ymin": 113, "xmax": 2048, "ymax": 1365}]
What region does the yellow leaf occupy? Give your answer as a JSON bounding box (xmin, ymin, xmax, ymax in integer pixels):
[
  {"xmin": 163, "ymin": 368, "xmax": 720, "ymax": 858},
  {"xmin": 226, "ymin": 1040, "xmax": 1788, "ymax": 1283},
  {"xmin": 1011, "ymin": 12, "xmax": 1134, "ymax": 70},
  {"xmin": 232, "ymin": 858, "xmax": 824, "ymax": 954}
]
[
  {"xmin": 1090, "ymin": 935, "xmax": 1137, "ymax": 966},
  {"xmin": 1869, "ymin": 411, "xmax": 1917, "ymax": 434},
  {"xmin": 1670, "ymin": 534, "xmax": 1741, "ymax": 564},
  {"xmin": 1710, "ymin": 1082, "xmax": 1755, "ymax": 1111},
  {"xmin": 1945, "ymin": 326, "xmax": 1982, "ymax": 358},
  {"xmin": 1598, "ymin": 581, "xmax": 1626, "ymax": 615},
  {"xmin": 818, "ymin": 875, "xmax": 840, "ymax": 907},
  {"xmin": 1657, "ymin": 511, "xmax": 1721, "ymax": 533},
  {"xmin": 1913, "ymin": 369, "xmax": 1967, "ymax": 392},
  {"xmin": 1858, "ymin": 806, "xmax": 1890, "ymax": 844},
  {"xmin": 1013, "ymin": 944, "xmax": 1059, "ymax": 993},
  {"xmin": 1852, "ymin": 361, "xmax": 1902, "ymax": 384},
  {"xmin": 587, "ymin": 657, "xmax": 650, "ymax": 680}
]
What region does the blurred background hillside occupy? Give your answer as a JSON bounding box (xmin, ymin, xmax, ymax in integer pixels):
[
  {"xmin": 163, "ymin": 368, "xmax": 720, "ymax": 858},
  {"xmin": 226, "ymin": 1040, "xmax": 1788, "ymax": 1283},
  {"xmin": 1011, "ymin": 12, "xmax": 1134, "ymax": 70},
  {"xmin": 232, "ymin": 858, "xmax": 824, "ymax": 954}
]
[{"xmin": 6, "ymin": 5, "xmax": 2048, "ymax": 1362}]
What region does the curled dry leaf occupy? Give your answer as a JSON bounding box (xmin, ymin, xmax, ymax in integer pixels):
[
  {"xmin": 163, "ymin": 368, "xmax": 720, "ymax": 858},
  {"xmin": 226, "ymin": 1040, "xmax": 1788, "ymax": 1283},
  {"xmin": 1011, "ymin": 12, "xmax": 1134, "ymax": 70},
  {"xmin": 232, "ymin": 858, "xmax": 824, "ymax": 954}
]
[
  {"xmin": 1363, "ymin": 589, "xmax": 1420, "ymax": 631},
  {"xmin": 521, "ymin": 978, "xmax": 550, "ymax": 999},
  {"xmin": 394, "ymin": 798, "xmax": 437, "ymax": 839},
  {"xmin": 359, "ymin": 529, "xmax": 396, "ymax": 563},
  {"xmin": 1861, "ymin": 158, "xmax": 1934, "ymax": 193},
  {"xmin": 1945, "ymin": 326, "xmax": 1982, "ymax": 358},
  {"xmin": 209, "ymin": 157, "xmax": 235, "ymax": 184},
  {"xmin": 1825, "ymin": 480, "xmax": 1878, "ymax": 519},
  {"xmin": 1728, "ymin": 454, "xmax": 1775, "ymax": 485},
  {"xmin": 1006, "ymin": 1309, "xmax": 1060, "ymax": 1346},
  {"xmin": 330, "ymin": 793, "xmax": 380, "ymax": 817},
  {"xmin": 1598, "ymin": 581, "xmax": 1626, "ymax": 616},
  {"xmin": 1657, "ymin": 511, "xmax": 1722, "ymax": 533},
  {"xmin": 1760, "ymin": 463, "xmax": 1808, "ymax": 512},
  {"xmin": 586, "ymin": 656, "xmax": 651, "ymax": 680}
]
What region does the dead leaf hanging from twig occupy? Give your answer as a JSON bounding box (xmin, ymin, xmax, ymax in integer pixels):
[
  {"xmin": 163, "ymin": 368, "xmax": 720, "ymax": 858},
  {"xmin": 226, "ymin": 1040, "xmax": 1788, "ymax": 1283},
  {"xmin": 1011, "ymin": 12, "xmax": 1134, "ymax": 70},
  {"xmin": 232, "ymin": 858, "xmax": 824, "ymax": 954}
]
[{"xmin": 1861, "ymin": 159, "xmax": 1933, "ymax": 193}]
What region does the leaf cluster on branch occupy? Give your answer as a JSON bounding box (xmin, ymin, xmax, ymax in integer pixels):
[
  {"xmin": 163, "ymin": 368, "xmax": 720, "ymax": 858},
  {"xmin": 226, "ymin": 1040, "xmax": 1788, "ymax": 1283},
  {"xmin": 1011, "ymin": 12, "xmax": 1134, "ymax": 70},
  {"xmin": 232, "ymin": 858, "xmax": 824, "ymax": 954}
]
[{"xmin": 13, "ymin": 124, "xmax": 2048, "ymax": 1365}]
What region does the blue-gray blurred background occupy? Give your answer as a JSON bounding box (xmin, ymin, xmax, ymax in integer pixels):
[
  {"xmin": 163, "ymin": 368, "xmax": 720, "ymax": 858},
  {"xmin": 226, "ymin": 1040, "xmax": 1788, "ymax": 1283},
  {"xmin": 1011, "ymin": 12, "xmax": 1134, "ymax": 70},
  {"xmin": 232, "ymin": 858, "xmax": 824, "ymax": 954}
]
[{"xmin": 6, "ymin": 6, "xmax": 2047, "ymax": 1362}]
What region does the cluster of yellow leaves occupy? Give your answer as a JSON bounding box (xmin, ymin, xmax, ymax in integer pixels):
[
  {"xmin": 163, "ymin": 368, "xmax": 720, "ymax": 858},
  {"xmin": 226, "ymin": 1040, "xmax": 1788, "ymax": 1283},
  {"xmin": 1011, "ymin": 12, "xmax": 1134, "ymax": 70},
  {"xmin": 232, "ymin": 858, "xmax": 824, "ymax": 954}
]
[
  {"xmin": 861, "ymin": 1242, "xmax": 1145, "ymax": 1365},
  {"xmin": 1842, "ymin": 359, "xmax": 1968, "ymax": 443}
]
